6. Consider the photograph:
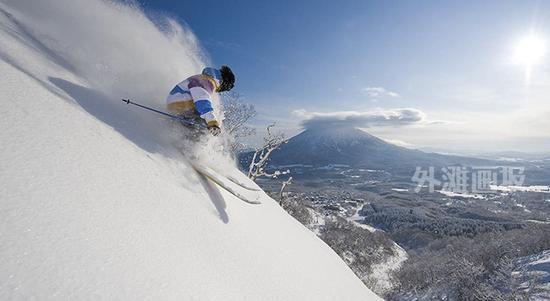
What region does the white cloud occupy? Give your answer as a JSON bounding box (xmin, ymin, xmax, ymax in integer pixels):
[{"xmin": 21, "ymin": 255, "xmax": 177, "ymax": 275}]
[
  {"xmin": 365, "ymin": 107, "xmax": 550, "ymax": 153},
  {"xmin": 361, "ymin": 86, "xmax": 400, "ymax": 98},
  {"xmin": 293, "ymin": 108, "xmax": 426, "ymax": 129}
]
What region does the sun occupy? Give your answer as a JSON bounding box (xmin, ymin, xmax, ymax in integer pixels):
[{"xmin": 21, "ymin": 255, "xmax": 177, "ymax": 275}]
[
  {"xmin": 512, "ymin": 34, "xmax": 546, "ymax": 82},
  {"xmin": 513, "ymin": 34, "xmax": 546, "ymax": 66}
]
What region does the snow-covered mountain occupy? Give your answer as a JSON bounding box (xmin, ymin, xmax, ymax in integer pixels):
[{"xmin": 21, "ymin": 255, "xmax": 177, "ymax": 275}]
[
  {"xmin": 267, "ymin": 126, "xmax": 494, "ymax": 172},
  {"xmin": 0, "ymin": 1, "xmax": 380, "ymax": 300}
]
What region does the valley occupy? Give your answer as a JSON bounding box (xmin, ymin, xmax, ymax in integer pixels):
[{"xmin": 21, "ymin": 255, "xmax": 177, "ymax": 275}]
[{"xmin": 244, "ymin": 126, "xmax": 550, "ymax": 299}]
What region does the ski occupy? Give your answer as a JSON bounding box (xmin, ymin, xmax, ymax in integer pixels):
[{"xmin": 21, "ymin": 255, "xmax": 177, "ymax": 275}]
[
  {"xmin": 172, "ymin": 144, "xmax": 261, "ymax": 201},
  {"xmin": 197, "ymin": 164, "xmax": 261, "ymax": 191},
  {"xmin": 173, "ymin": 144, "xmax": 261, "ymax": 192},
  {"xmin": 225, "ymin": 174, "xmax": 261, "ymax": 191},
  {"xmin": 191, "ymin": 162, "xmax": 262, "ymax": 204}
]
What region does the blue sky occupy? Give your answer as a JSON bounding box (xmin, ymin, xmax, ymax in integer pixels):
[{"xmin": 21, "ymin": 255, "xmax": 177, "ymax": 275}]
[{"xmin": 142, "ymin": 0, "xmax": 550, "ymax": 153}]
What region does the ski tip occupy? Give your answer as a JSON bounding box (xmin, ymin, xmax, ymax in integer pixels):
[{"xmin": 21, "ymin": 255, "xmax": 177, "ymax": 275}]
[
  {"xmin": 121, "ymin": 98, "xmax": 130, "ymax": 104},
  {"xmin": 247, "ymin": 194, "xmax": 263, "ymax": 205}
]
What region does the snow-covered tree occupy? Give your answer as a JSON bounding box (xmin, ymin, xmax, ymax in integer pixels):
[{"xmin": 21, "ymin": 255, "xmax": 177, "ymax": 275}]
[
  {"xmin": 221, "ymin": 92, "xmax": 256, "ymax": 153},
  {"xmin": 247, "ymin": 123, "xmax": 289, "ymax": 181},
  {"xmin": 279, "ymin": 176, "xmax": 293, "ymax": 202}
]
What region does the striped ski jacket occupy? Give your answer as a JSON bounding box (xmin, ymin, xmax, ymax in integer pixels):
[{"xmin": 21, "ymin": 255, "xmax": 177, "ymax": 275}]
[{"xmin": 166, "ymin": 70, "xmax": 220, "ymax": 128}]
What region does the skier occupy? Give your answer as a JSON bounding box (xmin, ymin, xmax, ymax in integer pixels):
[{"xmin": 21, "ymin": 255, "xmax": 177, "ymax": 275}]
[
  {"xmin": 166, "ymin": 65, "xmax": 235, "ymax": 136},
  {"xmin": 163, "ymin": 66, "xmax": 260, "ymax": 204}
]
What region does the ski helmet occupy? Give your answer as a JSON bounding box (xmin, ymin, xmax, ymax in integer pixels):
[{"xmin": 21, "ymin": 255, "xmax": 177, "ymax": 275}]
[
  {"xmin": 202, "ymin": 67, "xmax": 222, "ymax": 81},
  {"xmin": 218, "ymin": 65, "xmax": 235, "ymax": 92}
]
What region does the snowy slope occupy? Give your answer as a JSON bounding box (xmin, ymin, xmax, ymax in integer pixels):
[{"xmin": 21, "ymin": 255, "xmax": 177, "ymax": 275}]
[
  {"xmin": 513, "ymin": 250, "xmax": 550, "ymax": 300},
  {"xmin": 0, "ymin": 1, "xmax": 380, "ymax": 300}
]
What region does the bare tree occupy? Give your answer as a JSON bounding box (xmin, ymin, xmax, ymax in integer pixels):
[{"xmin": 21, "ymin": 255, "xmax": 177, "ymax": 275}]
[
  {"xmin": 247, "ymin": 123, "xmax": 289, "ymax": 181},
  {"xmin": 221, "ymin": 94, "xmax": 291, "ymax": 186},
  {"xmin": 221, "ymin": 92, "xmax": 256, "ymax": 153}
]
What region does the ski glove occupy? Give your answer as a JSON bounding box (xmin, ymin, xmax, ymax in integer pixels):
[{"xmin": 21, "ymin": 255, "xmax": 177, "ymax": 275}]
[{"xmin": 208, "ymin": 125, "xmax": 221, "ymax": 136}]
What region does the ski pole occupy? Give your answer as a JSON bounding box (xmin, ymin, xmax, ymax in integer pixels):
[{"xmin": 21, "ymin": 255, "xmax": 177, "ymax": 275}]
[{"xmin": 121, "ymin": 98, "xmax": 206, "ymax": 128}]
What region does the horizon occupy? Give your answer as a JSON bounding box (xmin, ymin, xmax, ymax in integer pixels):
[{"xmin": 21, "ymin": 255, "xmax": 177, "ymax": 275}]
[{"xmin": 246, "ymin": 125, "xmax": 550, "ymax": 158}]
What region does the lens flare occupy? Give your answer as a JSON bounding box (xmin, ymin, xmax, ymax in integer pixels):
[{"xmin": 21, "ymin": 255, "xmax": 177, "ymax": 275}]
[{"xmin": 513, "ymin": 35, "xmax": 546, "ymax": 66}]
